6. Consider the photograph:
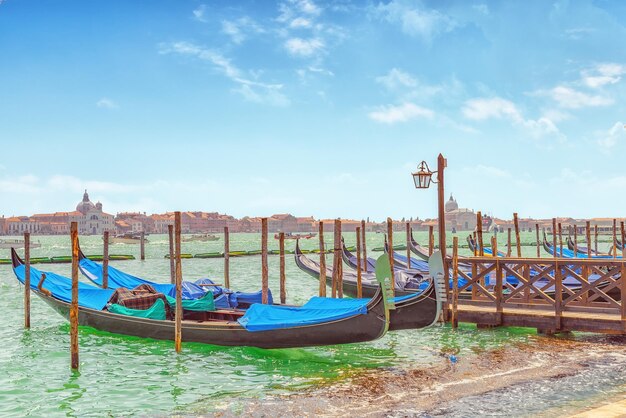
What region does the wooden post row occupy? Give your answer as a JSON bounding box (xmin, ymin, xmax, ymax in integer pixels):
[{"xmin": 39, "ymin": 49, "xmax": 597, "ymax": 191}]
[
  {"xmin": 103, "ymin": 230, "xmax": 109, "ymax": 289},
  {"xmin": 279, "ymin": 232, "xmax": 286, "ymax": 304},
  {"xmin": 356, "ymin": 226, "xmax": 363, "ymax": 298},
  {"xmin": 174, "ymin": 212, "xmax": 182, "ymax": 353},
  {"xmin": 261, "ymin": 218, "xmax": 269, "ymax": 304},
  {"xmin": 168, "ymin": 224, "xmax": 175, "ymax": 285},
  {"xmin": 318, "ymin": 222, "xmax": 326, "ymax": 297},
  {"xmin": 70, "ymin": 222, "xmax": 79, "ymax": 370},
  {"xmin": 24, "ymin": 232, "xmax": 31, "ymax": 329},
  {"xmin": 224, "ymin": 226, "xmax": 230, "ymax": 289}
]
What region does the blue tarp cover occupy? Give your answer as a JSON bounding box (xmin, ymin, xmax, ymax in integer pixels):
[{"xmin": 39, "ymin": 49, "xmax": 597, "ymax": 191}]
[
  {"xmin": 238, "ymin": 300, "xmax": 368, "ymax": 332},
  {"xmin": 392, "ymin": 252, "xmax": 430, "ymax": 271},
  {"xmin": 13, "ymin": 264, "xmax": 114, "ymax": 310},
  {"xmin": 79, "ymin": 257, "xmax": 272, "ymax": 305}
]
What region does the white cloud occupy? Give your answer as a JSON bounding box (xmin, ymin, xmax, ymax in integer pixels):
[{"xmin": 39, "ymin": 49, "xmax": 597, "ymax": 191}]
[
  {"xmin": 96, "ymin": 98, "xmax": 118, "ymax": 109},
  {"xmin": 0, "ymin": 175, "xmax": 40, "ymax": 194},
  {"xmin": 597, "ymin": 122, "xmax": 626, "ymax": 149},
  {"xmin": 581, "ymin": 63, "xmax": 626, "ymax": 88},
  {"xmin": 368, "ymin": 102, "xmax": 434, "ymax": 124},
  {"xmin": 160, "ymin": 42, "xmax": 289, "ymax": 107},
  {"xmin": 193, "ymin": 4, "xmax": 207, "ymax": 22},
  {"xmin": 376, "ymin": 68, "xmax": 417, "ymax": 90},
  {"xmin": 222, "ymin": 17, "xmax": 264, "ymax": 44},
  {"xmin": 462, "ymin": 97, "xmax": 522, "ymax": 122},
  {"xmin": 563, "ymin": 27, "xmax": 594, "ymax": 40},
  {"xmin": 284, "ymin": 37, "xmax": 324, "ymax": 57},
  {"xmin": 546, "ymin": 86, "xmax": 613, "ymax": 108},
  {"xmin": 462, "ymin": 97, "xmax": 565, "ymax": 143},
  {"xmin": 277, "ymin": 0, "xmax": 321, "ymax": 23},
  {"xmin": 374, "ymin": 0, "xmax": 456, "ymax": 42},
  {"xmin": 290, "ymin": 17, "xmax": 312, "ymax": 28}
]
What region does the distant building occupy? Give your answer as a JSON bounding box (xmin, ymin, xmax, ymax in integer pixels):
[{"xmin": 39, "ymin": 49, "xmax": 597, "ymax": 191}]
[
  {"xmin": 74, "ymin": 190, "xmax": 115, "ymax": 235},
  {"xmin": 6, "ymin": 216, "xmax": 40, "ymax": 234},
  {"xmin": 444, "ymin": 195, "xmax": 477, "ymax": 231}
]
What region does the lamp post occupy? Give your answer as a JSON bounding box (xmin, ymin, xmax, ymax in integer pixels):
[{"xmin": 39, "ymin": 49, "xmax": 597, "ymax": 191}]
[{"xmin": 412, "ymin": 154, "xmax": 448, "ymax": 314}]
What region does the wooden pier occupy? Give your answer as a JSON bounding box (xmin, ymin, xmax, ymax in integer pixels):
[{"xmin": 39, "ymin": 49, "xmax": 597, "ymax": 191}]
[{"xmin": 450, "ymin": 256, "xmax": 626, "ymax": 334}]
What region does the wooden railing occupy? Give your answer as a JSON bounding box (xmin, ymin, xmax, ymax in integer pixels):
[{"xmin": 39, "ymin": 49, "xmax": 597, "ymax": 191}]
[{"xmin": 451, "ymin": 256, "xmax": 626, "ymax": 329}]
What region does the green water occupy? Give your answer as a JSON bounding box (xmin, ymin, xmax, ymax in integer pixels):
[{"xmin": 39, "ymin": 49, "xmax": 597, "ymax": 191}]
[{"xmin": 0, "ymin": 232, "xmax": 607, "ymax": 416}]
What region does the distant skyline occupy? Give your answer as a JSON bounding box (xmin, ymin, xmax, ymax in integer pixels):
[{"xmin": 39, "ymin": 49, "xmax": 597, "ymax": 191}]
[{"xmin": 1, "ymin": 0, "xmax": 626, "ymax": 221}]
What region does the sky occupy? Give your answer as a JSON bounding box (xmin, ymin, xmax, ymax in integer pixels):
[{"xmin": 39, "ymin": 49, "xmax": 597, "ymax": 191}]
[{"xmin": 1, "ymin": 0, "xmax": 625, "ymax": 221}]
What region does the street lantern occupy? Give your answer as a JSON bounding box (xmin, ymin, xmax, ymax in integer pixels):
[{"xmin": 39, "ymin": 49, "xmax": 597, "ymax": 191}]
[{"xmin": 412, "ymin": 161, "xmax": 436, "ymax": 189}]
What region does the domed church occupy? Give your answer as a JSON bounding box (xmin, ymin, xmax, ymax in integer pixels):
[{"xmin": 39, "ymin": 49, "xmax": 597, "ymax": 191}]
[
  {"xmin": 444, "ymin": 195, "xmax": 477, "ymax": 231},
  {"xmin": 75, "ymin": 190, "xmax": 114, "ymax": 235}
]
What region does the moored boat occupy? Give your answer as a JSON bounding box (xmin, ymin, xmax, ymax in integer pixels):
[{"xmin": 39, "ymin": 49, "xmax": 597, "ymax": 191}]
[
  {"xmin": 108, "ymin": 233, "xmax": 148, "ymax": 244},
  {"xmin": 0, "ymin": 238, "xmax": 42, "ymax": 249},
  {"xmin": 182, "ymin": 234, "xmax": 219, "ymax": 242},
  {"xmin": 12, "ymin": 248, "xmax": 391, "ymax": 348}
]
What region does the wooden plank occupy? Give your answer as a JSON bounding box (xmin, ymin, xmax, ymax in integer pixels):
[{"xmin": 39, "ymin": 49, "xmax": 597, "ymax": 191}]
[
  {"xmin": 261, "ymin": 218, "xmax": 269, "ymax": 304},
  {"xmin": 174, "ymin": 212, "xmax": 182, "ymax": 353},
  {"xmin": 103, "ymin": 230, "xmax": 109, "ymax": 289},
  {"xmin": 224, "ymin": 226, "xmax": 230, "ymax": 289},
  {"xmin": 318, "ymin": 221, "xmax": 326, "ymax": 297},
  {"xmin": 279, "ymin": 232, "xmax": 286, "ymax": 304},
  {"xmin": 356, "ymin": 226, "xmax": 363, "ymax": 299},
  {"xmin": 24, "ymin": 232, "xmax": 31, "ymax": 329},
  {"xmin": 70, "ymin": 222, "xmax": 79, "ymax": 370}
]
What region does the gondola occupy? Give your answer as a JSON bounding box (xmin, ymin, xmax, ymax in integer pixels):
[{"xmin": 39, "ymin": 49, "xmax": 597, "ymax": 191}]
[
  {"xmin": 543, "ymin": 231, "xmax": 617, "ymax": 259},
  {"xmin": 11, "ymin": 248, "xmax": 390, "ymax": 349},
  {"xmin": 293, "ymin": 243, "xmax": 440, "ymax": 331},
  {"xmin": 567, "ymin": 235, "xmax": 623, "ymax": 257}
]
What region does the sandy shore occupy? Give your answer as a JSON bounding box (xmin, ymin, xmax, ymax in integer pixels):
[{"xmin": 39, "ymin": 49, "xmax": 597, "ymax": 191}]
[{"xmin": 215, "ymin": 333, "xmax": 626, "ymax": 417}]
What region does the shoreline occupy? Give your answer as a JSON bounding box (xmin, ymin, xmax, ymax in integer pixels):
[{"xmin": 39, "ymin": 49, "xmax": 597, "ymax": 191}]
[{"xmin": 217, "ymin": 333, "xmax": 626, "ymax": 417}]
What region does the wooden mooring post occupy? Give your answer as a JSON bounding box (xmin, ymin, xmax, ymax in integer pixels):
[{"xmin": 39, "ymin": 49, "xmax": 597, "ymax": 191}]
[
  {"xmin": 332, "ymin": 219, "xmax": 343, "ymax": 298},
  {"xmin": 513, "ymin": 213, "xmax": 521, "ymax": 257},
  {"xmin": 586, "ymin": 221, "xmax": 592, "ymax": 259},
  {"xmin": 103, "ymin": 230, "xmax": 109, "ymax": 289},
  {"xmin": 361, "ymin": 220, "xmax": 367, "ymax": 273},
  {"xmin": 535, "ymin": 223, "xmax": 541, "ymax": 257},
  {"xmin": 387, "ymin": 218, "xmax": 395, "ymax": 279},
  {"xmin": 24, "ymin": 232, "xmax": 31, "ymax": 329},
  {"xmin": 405, "ymin": 222, "xmax": 411, "ymax": 266},
  {"xmin": 224, "ymin": 226, "xmax": 230, "ymax": 289},
  {"xmin": 613, "ymin": 219, "xmax": 618, "ymax": 259},
  {"xmin": 261, "ymin": 218, "xmax": 269, "ymax": 304},
  {"xmin": 573, "ymin": 225, "xmax": 578, "ymax": 254},
  {"xmin": 552, "ymin": 219, "xmax": 558, "ymax": 258},
  {"xmin": 70, "ymin": 222, "xmax": 79, "ymax": 370},
  {"xmin": 174, "ymin": 212, "xmax": 182, "ymax": 353},
  {"xmin": 279, "ymin": 232, "xmax": 286, "ymax": 304},
  {"xmin": 451, "ymin": 236, "xmax": 459, "ymax": 329},
  {"xmin": 428, "ymin": 225, "xmax": 434, "ymax": 255},
  {"xmin": 476, "ymin": 211, "xmax": 484, "ymax": 256},
  {"xmin": 594, "ymin": 224, "xmax": 599, "ymax": 253},
  {"xmin": 140, "ymin": 231, "xmax": 145, "ymax": 261},
  {"xmin": 318, "ymin": 221, "xmax": 326, "ymax": 297},
  {"xmin": 356, "ymin": 226, "xmax": 363, "ymax": 298},
  {"xmin": 506, "ymin": 228, "xmax": 512, "ymax": 257},
  {"xmin": 168, "ymin": 225, "xmax": 175, "ymax": 284},
  {"xmin": 558, "ymin": 223, "xmax": 563, "ymax": 256},
  {"xmin": 621, "ymin": 221, "xmax": 626, "ymax": 259}
]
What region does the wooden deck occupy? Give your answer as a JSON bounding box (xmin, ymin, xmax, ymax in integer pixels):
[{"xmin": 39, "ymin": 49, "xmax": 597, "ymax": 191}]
[{"xmin": 448, "ymin": 256, "xmax": 626, "ymax": 334}]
